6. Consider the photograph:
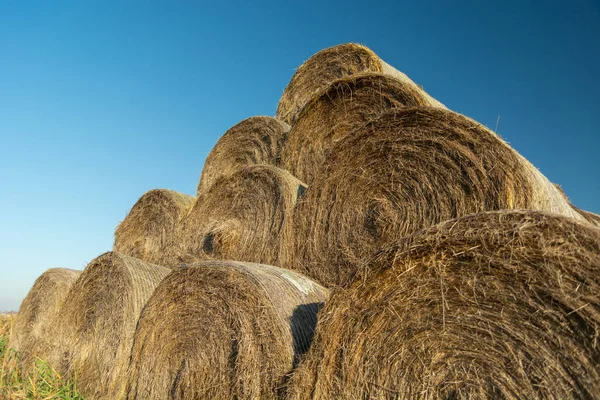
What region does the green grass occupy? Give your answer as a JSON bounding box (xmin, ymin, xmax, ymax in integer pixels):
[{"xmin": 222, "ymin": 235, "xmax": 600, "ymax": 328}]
[{"xmin": 0, "ymin": 314, "xmax": 84, "ymax": 399}]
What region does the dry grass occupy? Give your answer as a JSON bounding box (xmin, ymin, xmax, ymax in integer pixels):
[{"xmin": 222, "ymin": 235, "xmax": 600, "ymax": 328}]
[
  {"xmin": 280, "ymin": 107, "xmax": 585, "ymax": 288},
  {"xmin": 276, "ymin": 43, "xmax": 445, "ymax": 125},
  {"xmin": 51, "ymin": 252, "xmax": 170, "ymax": 399},
  {"xmin": 197, "ymin": 116, "xmax": 290, "ymax": 194},
  {"xmin": 125, "ymin": 260, "xmax": 329, "ymax": 399},
  {"xmin": 180, "ymin": 165, "xmax": 306, "ymax": 266},
  {"xmin": 114, "ymin": 189, "xmax": 194, "ymax": 269},
  {"xmin": 1, "ymin": 313, "xmax": 84, "ymax": 399},
  {"xmin": 287, "ymin": 210, "xmax": 600, "ymax": 399}
]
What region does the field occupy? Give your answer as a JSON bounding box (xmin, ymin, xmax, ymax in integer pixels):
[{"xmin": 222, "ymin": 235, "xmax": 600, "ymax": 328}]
[{"xmin": 0, "ymin": 313, "xmax": 83, "ymax": 399}]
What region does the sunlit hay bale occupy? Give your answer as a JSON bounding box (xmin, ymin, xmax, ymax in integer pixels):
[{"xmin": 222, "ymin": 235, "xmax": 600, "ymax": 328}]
[
  {"xmin": 554, "ymin": 183, "xmax": 600, "ymax": 227},
  {"xmin": 197, "ymin": 116, "xmax": 290, "ymax": 194},
  {"xmin": 114, "ymin": 189, "xmax": 194, "ymax": 269},
  {"xmin": 280, "ymin": 107, "xmax": 585, "ymax": 287},
  {"xmin": 125, "ymin": 260, "xmax": 329, "ymax": 399},
  {"xmin": 180, "ymin": 165, "xmax": 305, "ymax": 266},
  {"xmin": 8, "ymin": 268, "xmax": 80, "ymax": 368},
  {"xmin": 280, "ymin": 72, "xmax": 442, "ymax": 184},
  {"xmin": 53, "ymin": 252, "xmax": 171, "ymax": 399},
  {"xmin": 276, "ymin": 43, "xmax": 445, "ymax": 125},
  {"xmin": 287, "ymin": 210, "xmax": 600, "ymax": 399}
]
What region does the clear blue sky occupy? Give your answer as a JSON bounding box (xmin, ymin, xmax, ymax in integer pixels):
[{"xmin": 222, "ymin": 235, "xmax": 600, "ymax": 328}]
[{"xmin": 1, "ymin": 1, "xmax": 598, "ymax": 311}]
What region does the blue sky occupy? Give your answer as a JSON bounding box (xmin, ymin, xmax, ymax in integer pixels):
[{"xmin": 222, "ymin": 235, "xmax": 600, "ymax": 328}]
[{"xmin": 1, "ymin": 1, "xmax": 598, "ymax": 311}]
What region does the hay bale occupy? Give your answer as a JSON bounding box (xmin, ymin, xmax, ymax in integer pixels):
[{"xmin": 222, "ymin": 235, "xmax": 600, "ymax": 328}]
[
  {"xmin": 280, "ymin": 107, "xmax": 585, "ymax": 287},
  {"xmin": 276, "ymin": 43, "xmax": 445, "ymax": 125},
  {"xmin": 287, "ymin": 210, "xmax": 600, "ymax": 399},
  {"xmin": 125, "ymin": 260, "xmax": 329, "ymax": 399},
  {"xmin": 9, "ymin": 268, "xmax": 80, "ymax": 367},
  {"xmin": 554, "ymin": 184, "xmax": 600, "ymax": 227},
  {"xmin": 180, "ymin": 164, "xmax": 306, "ymax": 266},
  {"xmin": 280, "ymin": 72, "xmax": 445, "ymax": 184},
  {"xmin": 53, "ymin": 252, "xmax": 171, "ymax": 399},
  {"xmin": 197, "ymin": 116, "xmax": 290, "ymax": 194},
  {"xmin": 114, "ymin": 189, "xmax": 194, "ymax": 268}
]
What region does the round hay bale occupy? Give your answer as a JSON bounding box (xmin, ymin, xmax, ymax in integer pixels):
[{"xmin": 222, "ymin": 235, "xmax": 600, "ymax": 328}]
[
  {"xmin": 280, "ymin": 72, "xmax": 444, "ymax": 184},
  {"xmin": 180, "ymin": 164, "xmax": 306, "ymax": 266},
  {"xmin": 287, "ymin": 210, "xmax": 600, "ymax": 399},
  {"xmin": 554, "ymin": 184, "xmax": 600, "ymax": 227},
  {"xmin": 280, "ymin": 107, "xmax": 585, "ymax": 288},
  {"xmin": 197, "ymin": 116, "xmax": 290, "ymax": 194},
  {"xmin": 125, "ymin": 260, "xmax": 329, "ymax": 399},
  {"xmin": 53, "ymin": 252, "xmax": 171, "ymax": 399},
  {"xmin": 276, "ymin": 43, "xmax": 445, "ymax": 125},
  {"xmin": 9, "ymin": 268, "xmax": 80, "ymax": 367},
  {"xmin": 114, "ymin": 189, "xmax": 194, "ymax": 268}
]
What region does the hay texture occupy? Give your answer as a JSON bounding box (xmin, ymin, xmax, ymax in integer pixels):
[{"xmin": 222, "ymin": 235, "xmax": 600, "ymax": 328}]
[
  {"xmin": 197, "ymin": 116, "xmax": 290, "ymax": 194},
  {"xmin": 287, "ymin": 210, "xmax": 600, "ymax": 399},
  {"xmin": 53, "ymin": 252, "xmax": 171, "ymax": 399},
  {"xmin": 554, "ymin": 184, "xmax": 600, "ymax": 227},
  {"xmin": 180, "ymin": 164, "xmax": 305, "ymax": 266},
  {"xmin": 125, "ymin": 260, "xmax": 329, "ymax": 399},
  {"xmin": 114, "ymin": 189, "xmax": 194, "ymax": 268},
  {"xmin": 276, "ymin": 43, "xmax": 445, "ymax": 125},
  {"xmin": 280, "ymin": 73, "xmax": 444, "ymax": 184},
  {"xmin": 280, "ymin": 107, "xmax": 585, "ymax": 288},
  {"xmin": 8, "ymin": 268, "xmax": 80, "ymax": 367}
]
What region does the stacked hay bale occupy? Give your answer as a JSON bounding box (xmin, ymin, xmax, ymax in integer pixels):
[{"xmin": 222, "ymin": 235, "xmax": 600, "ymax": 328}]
[
  {"xmin": 125, "ymin": 260, "xmax": 328, "ymax": 399},
  {"xmin": 52, "ymin": 252, "xmax": 171, "ymax": 399},
  {"xmin": 280, "ymin": 73, "xmax": 444, "ymax": 184},
  {"xmin": 179, "ymin": 165, "xmax": 306, "ymax": 266},
  {"xmin": 114, "ymin": 189, "xmax": 194, "ymax": 268},
  {"xmin": 276, "ymin": 43, "xmax": 445, "ymax": 125},
  {"xmin": 197, "ymin": 116, "xmax": 290, "ymax": 193},
  {"xmin": 287, "ymin": 211, "xmax": 600, "ymax": 399},
  {"xmin": 280, "ymin": 107, "xmax": 586, "ymax": 287},
  {"xmin": 8, "ymin": 268, "xmax": 81, "ymax": 368}
]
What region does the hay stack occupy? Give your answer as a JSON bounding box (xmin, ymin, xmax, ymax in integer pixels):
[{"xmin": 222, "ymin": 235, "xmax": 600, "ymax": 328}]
[
  {"xmin": 197, "ymin": 116, "xmax": 290, "ymax": 194},
  {"xmin": 276, "ymin": 43, "xmax": 445, "ymax": 125},
  {"xmin": 280, "ymin": 107, "xmax": 585, "ymax": 287},
  {"xmin": 125, "ymin": 260, "xmax": 329, "ymax": 399},
  {"xmin": 287, "ymin": 210, "xmax": 600, "ymax": 399},
  {"xmin": 114, "ymin": 189, "xmax": 194, "ymax": 268},
  {"xmin": 54, "ymin": 252, "xmax": 171, "ymax": 399},
  {"xmin": 280, "ymin": 73, "xmax": 443, "ymax": 184},
  {"xmin": 9, "ymin": 268, "xmax": 80, "ymax": 366},
  {"xmin": 180, "ymin": 164, "xmax": 305, "ymax": 266}
]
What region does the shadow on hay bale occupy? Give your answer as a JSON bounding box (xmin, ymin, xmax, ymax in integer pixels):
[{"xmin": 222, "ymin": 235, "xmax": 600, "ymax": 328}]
[
  {"xmin": 180, "ymin": 165, "xmax": 306, "ymax": 266},
  {"xmin": 114, "ymin": 189, "xmax": 194, "ymax": 268},
  {"xmin": 197, "ymin": 116, "xmax": 290, "ymax": 194},
  {"xmin": 124, "ymin": 260, "xmax": 329, "ymax": 400},
  {"xmin": 280, "ymin": 107, "xmax": 585, "ymax": 288},
  {"xmin": 52, "ymin": 252, "xmax": 171, "ymax": 399},
  {"xmin": 8, "ymin": 268, "xmax": 80, "ymax": 369},
  {"xmin": 280, "ymin": 72, "xmax": 444, "ymax": 184},
  {"xmin": 276, "ymin": 43, "xmax": 445, "ymax": 125},
  {"xmin": 287, "ymin": 210, "xmax": 600, "ymax": 399}
]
